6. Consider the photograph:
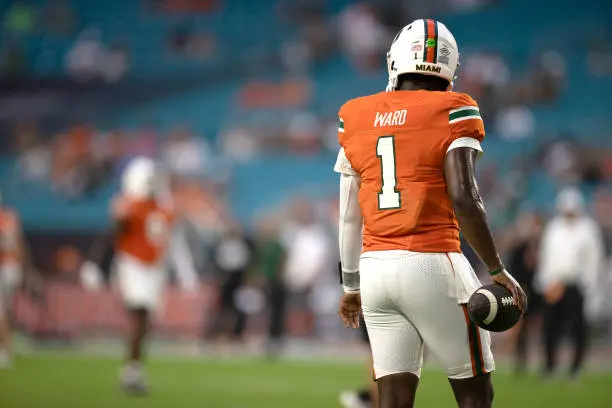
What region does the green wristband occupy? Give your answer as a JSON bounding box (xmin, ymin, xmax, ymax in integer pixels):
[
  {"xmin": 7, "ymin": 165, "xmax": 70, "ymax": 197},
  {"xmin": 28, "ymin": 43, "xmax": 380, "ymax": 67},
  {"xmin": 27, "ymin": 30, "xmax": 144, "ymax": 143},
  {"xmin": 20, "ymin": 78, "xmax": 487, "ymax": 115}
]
[{"xmin": 489, "ymin": 268, "xmax": 503, "ymax": 276}]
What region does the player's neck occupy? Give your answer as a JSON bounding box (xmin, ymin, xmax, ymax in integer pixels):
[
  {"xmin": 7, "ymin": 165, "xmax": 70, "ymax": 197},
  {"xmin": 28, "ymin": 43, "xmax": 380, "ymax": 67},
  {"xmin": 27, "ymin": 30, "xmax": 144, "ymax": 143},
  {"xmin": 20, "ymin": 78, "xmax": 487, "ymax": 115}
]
[
  {"xmin": 398, "ymin": 82, "xmax": 424, "ymax": 91},
  {"xmin": 397, "ymin": 80, "xmax": 446, "ymax": 92}
]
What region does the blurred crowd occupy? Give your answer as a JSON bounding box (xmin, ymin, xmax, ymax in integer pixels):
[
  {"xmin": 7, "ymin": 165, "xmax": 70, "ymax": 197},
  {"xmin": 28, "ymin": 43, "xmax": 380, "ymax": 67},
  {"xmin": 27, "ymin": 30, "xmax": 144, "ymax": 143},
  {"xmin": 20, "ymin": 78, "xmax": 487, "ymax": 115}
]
[{"xmin": 7, "ymin": 120, "xmax": 219, "ymax": 199}]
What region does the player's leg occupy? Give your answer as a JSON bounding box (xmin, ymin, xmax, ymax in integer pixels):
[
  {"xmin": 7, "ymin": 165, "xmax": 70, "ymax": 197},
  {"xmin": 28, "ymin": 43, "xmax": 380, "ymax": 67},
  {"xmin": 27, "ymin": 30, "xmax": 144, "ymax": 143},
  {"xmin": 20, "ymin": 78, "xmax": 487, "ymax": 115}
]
[
  {"xmin": 514, "ymin": 285, "xmax": 531, "ymax": 374},
  {"xmin": 127, "ymin": 307, "xmax": 149, "ymax": 363},
  {"xmin": 0, "ymin": 268, "xmax": 19, "ymax": 369},
  {"xmin": 377, "ymin": 373, "xmax": 419, "ymax": 408},
  {"xmin": 0, "ymin": 265, "xmax": 20, "ymax": 368},
  {"xmin": 567, "ymin": 286, "xmax": 587, "ymax": 379},
  {"xmin": 449, "ymin": 374, "xmax": 494, "ymax": 408},
  {"xmin": 514, "ymin": 317, "xmax": 528, "ymax": 374},
  {"xmin": 407, "ymin": 253, "xmax": 495, "ymax": 408},
  {"xmin": 230, "ymin": 275, "xmax": 247, "ymax": 341},
  {"xmin": 0, "ymin": 287, "xmax": 11, "ymax": 368},
  {"xmin": 116, "ymin": 256, "xmax": 163, "ymax": 394},
  {"xmin": 360, "ymin": 256, "xmax": 423, "ymax": 408},
  {"xmin": 120, "ymin": 306, "xmax": 150, "ymax": 393},
  {"xmin": 266, "ymin": 279, "xmax": 286, "ymax": 358},
  {"xmin": 542, "ymin": 296, "xmax": 564, "ymax": 376}
]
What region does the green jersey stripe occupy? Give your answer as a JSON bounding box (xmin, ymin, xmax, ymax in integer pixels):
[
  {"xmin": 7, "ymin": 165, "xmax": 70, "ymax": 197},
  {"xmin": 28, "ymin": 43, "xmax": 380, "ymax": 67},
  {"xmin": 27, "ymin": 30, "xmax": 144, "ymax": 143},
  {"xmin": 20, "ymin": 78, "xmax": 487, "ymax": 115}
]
[
  {"xmin": 449, "ymin": 108, "xmax": 480, "ymax": 122},
  {"xmin": 449, "ymin": 115, "xmax": 481, "ymax": 125},
  {"xmin": 449, "ymin": 105, "xmax": 479, "ymax": 115}
]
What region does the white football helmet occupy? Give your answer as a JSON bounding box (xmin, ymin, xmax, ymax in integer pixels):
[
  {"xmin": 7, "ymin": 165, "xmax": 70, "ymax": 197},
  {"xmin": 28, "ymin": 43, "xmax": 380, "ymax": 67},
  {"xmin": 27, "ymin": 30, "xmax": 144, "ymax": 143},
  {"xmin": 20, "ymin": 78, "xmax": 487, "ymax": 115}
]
[
  {"xmin": 386, "ymin": 19, "xmax": 460, "ymax": 91},
  {"xmin": 121, "ymin": 156, "xmax": 157, "ymax": 199}
]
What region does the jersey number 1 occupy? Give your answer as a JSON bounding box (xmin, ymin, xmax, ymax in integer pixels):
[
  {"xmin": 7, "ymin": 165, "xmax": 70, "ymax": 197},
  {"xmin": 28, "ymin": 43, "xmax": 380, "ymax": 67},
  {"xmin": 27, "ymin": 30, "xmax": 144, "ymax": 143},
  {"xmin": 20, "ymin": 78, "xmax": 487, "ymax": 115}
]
[{"xmin": 376, "ymin": 136, "xmax": 401, "ymax": 210}]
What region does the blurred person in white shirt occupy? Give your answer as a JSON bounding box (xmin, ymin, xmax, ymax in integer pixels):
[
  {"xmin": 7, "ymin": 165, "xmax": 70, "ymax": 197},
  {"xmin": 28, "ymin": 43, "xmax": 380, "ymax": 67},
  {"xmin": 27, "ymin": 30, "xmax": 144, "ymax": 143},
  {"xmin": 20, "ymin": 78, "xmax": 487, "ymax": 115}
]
[
  {"xmin": 339, "ymin": 3, "xmax": 389, "ymax": 71},
  {"xmin": 100, "ymin": 39, "xmax": 129, "ymax": 83},
  {"xmin": 65, "ymin": 28, "xmax": 104, "ymax": 83},
  {"xmin": 494, "ymin": 104, "xmax": 535, "ymax": 141},
  {"xmin": 536, "ymin": 187, "xmax": 605, "ymax": 380},
  {"xmin": 281, "ymin": 199, "xmax": 330, "ymax": 335},
  {"xmin": 162, "ymin": 126, "xmax": 211, "ymax": 179}
]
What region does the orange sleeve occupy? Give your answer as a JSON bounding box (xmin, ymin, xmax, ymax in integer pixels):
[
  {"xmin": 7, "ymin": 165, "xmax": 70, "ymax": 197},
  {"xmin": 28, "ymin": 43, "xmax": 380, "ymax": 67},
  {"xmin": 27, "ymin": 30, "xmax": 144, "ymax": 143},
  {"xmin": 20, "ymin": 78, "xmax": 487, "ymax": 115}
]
[
  {"xmin": 336, "ymin": 100, "xmax": 364, "ymax": 174},
  {"xmin": 448, "ymin": 93, "xmax": 485, "ymax": 144}
]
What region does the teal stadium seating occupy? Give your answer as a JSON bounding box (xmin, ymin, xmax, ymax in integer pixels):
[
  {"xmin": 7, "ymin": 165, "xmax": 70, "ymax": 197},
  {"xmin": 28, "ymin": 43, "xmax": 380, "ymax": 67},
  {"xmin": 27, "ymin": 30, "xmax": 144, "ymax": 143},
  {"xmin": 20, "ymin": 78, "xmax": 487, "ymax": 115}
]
[{"xmin": 1, "ymin": 0, "xmax": 611, "ymax": 230}]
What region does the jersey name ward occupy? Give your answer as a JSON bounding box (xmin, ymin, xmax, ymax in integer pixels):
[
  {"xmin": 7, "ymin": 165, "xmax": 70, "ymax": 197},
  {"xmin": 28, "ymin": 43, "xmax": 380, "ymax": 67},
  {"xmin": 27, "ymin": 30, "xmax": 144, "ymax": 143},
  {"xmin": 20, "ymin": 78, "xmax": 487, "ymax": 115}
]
[{"xmin": 374, "ymin": 109, "xmax": 407, "ymax": 127}]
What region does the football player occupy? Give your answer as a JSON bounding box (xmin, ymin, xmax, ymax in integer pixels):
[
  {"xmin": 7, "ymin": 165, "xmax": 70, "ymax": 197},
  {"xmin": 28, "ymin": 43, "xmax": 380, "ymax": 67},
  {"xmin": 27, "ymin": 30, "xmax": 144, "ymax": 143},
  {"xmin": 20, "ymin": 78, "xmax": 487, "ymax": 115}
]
[
  {"xmin": 335, "ymin": 19, "xmax": 527, "ymax": 408},
  {"xmin": 112, "ymin": 157, "xmax": 174, "ymax": 394},
  {"xmin": 0, "ymin": 191, "xmax": 38, "ymax": 368}
]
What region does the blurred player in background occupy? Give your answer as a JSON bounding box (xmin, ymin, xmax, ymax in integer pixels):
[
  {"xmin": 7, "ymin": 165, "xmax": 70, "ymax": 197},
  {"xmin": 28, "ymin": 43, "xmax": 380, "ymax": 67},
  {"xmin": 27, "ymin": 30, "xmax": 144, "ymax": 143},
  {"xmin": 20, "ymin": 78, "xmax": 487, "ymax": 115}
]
[
  {"xmin": 112, "ymin": 157, "xmax": 174, "ymax": 393},
  {"xmin": 253, "ymin": 216, "xmax": 287, "ymax": 358},
  {"xmin": 206, "ymin": 224, "xmax": 254, "ymax": 343},
  {"xmin": 0, "ymin": 191, "xmax": 37, "ymax": 369},
  {"xmin": 335, "ymin": 19, "xmax": 526, "ymax": 408},
  {"xmin": 508, "ymin": 210, "xmax": 543, "ymax": 374},
  {"xmin": 537, "ymin": 187, "xmax": 605, "ymax": 381}
]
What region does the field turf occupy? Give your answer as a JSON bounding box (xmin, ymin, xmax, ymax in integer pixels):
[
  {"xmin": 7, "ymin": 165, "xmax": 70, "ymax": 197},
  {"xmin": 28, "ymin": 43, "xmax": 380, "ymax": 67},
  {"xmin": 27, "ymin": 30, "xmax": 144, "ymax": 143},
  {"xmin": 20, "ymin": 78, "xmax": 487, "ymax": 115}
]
[{"xmin": 1, "ymin": 352, "xmax": 611, "ymax": 407}]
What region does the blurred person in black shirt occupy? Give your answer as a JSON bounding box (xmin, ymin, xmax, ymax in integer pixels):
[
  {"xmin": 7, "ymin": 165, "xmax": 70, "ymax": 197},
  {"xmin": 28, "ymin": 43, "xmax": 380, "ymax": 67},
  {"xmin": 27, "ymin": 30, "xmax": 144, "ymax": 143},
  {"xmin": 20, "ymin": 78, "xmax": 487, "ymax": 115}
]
[
  {"xmin": 508, "ymin": 210, "xmax": 544, "ymax": 374},
  {"xmin": 206, "ymin": 225, "xmax": 254, "ymax": 342},
  {"xmin": 253, "ymin": 216, "xmax": 287, "ymax": 358},
  {"xmin": 537, "ymin": 188, "xmax": 605, "ymax": 381}
]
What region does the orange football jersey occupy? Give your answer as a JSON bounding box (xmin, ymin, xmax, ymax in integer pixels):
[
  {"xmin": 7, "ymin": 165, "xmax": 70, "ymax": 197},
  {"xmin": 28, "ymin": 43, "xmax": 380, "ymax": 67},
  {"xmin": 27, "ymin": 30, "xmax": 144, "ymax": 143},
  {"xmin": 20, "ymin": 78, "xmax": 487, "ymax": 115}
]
[
  {"xmin": 336, "ymin": 90, "xmax": 485, "ymax": 253},
  {"xmin": 0, "ymin": 209, "xmax": 20, "ymax": 264},
  {"xmin": 113, "ymin": 196, "xmax": 174, "ymax": 265}
]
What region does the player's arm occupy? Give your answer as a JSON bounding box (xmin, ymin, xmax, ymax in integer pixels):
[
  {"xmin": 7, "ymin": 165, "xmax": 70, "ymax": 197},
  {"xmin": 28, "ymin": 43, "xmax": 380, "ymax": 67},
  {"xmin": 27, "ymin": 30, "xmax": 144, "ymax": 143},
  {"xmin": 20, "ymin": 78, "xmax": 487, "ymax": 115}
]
[
  {"xmin": 339, "ymin": 171, "xmax": 363, "ymax": 293},
  {"xmin": 445, "ymin": 148, "xmax": 501, "ymax": 270},
  {"xmin": 444, "ymin": 148, "xmax": 527, "ymax": 311},
  {"xmin": 85, "ymin": 230, "xmax": 115, "ymax": 268},
  {"xmin": 334, "ymin": 142, "xmax": 363, "ymax": 293},
  {"xmin": 334, "ymin": 139, "xmax": 364, "ymax": 328},
  {"xmin": 338, "ymin": 171, "xmax": 363, "ymax": 329},
  {"xmin": 84, "ymin": 196, "xmax": 129, "ymax": 270},
  {"xmin": 110, "ymin": 195, "xmax": 136, "ymax": 240}
]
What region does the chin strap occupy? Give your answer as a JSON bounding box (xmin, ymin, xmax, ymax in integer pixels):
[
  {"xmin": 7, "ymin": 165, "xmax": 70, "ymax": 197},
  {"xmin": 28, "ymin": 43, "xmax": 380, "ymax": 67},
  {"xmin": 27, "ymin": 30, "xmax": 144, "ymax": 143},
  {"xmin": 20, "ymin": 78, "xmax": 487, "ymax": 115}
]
[{"xmin": 386, "ymin": 75, "xmax": 398, "ymax": 92}]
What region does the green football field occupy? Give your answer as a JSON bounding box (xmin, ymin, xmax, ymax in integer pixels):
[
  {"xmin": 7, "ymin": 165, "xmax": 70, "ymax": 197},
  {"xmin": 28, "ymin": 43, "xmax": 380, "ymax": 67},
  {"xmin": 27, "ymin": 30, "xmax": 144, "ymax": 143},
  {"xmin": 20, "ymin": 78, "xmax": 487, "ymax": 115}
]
[{"xmin": 1, "ymin": 352, "xmax": 611, "ymax": 407}]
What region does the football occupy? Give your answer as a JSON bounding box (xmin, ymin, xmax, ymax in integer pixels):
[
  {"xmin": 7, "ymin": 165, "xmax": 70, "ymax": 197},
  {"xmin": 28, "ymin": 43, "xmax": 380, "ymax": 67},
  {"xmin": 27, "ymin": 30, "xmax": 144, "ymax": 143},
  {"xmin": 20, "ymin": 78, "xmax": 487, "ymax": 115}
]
[{"xmin": 467, "ymin": 284, "xmax": 522, "ymax": 332}]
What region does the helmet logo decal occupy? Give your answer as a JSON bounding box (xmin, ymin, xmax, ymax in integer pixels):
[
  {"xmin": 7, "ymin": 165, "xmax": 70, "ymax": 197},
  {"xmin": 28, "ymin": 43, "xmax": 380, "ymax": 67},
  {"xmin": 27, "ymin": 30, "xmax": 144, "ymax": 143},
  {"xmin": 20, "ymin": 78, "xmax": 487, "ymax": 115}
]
[{"xmin": 423, "ymin": 19, "xmax": 438, "ymax": 64}]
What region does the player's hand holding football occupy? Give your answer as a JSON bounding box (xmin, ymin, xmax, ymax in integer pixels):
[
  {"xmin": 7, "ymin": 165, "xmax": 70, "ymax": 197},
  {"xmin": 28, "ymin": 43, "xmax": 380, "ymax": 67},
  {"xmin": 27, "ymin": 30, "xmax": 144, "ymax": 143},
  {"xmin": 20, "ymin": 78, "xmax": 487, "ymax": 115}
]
[
  {"xmin": 339, "ymin": 292, "xmax": 361, "ymax": 329},
  {"xmin": 491, "ymin": 269, "xmax": 527, "ymax": 313}
]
